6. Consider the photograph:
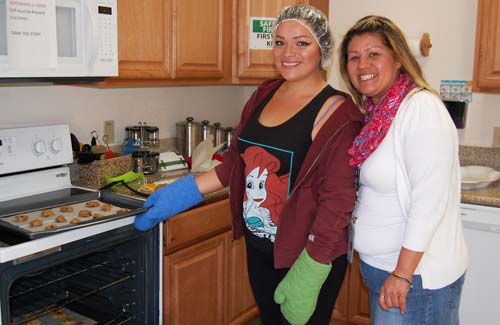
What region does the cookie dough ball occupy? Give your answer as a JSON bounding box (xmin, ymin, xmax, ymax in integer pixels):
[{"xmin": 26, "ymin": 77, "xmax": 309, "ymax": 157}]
[
  {"xmin": 62, "ymin": 317, "xmax": 77, "ymax": 325},
  {"xmin": 15, "ymin": 215, "xmax": 29, "ymax": 223},
  {"xmin": 101, "ymin": 204, "xmax": 113, "ymax": 212},
  {"xmin": 78, "ymin": 210, "xmax": 93, "ymax": 218},
  {"xmin": 70, "ymin": 217, "xmax": 81, "ymax": 224},
  {"xmin": 93, "ymin": 213, "xmax": 104, "ymax": 219},
  {"xmin": 55, "ymin": 215, "xmax": 67, "ymax": 223},
  {"xmin": 41, "ymin": 209, "xmax": 55, "ymax": 217},
  {"xmin": 50, "ymin": 309, "xmax": 66, "ymax": 319},
  {"xmin": 59, "ymin": 206, "xmax": 74, "ymax": 213},
  {"xmin": 45, "ymin": 224, "xmax": 58, "ymax": 230},
  {"xmin": 30, "ymin": 219, "xmax": 43, "ymax": 227},
  {"xmin": 85, "ymin": 200, "xmax": 101, "ymax": 208}
]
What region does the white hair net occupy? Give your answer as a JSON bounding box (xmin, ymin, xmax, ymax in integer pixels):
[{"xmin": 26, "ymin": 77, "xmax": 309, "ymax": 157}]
[{"xmin": 273, "ymin": 5, "xmax": 333, "ymax": 70}]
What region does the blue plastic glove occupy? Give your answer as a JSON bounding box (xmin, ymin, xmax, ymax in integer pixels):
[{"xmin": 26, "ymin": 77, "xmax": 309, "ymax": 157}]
[
  {"xmin": 274, "ymin": 249, "xmax": 332, "ymax": 325},
  {"xmin": 134, "ymin": 174, "xmax": 203, "ymax": 231}
]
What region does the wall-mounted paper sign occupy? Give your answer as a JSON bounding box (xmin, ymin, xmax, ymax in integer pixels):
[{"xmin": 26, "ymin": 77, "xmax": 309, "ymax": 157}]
[
  {"xmin": 249, "ymin": 17, "xmax": 276, "ymax": 50},
  {"xmin": 6, "ymin": 0, "xmax": 57, "ymax": 69}
]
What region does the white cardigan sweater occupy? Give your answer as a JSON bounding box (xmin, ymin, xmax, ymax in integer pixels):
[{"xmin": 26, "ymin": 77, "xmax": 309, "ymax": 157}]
[{"xmin": 392, "ymin": 89, "xmax": 468, "ymax": 289}]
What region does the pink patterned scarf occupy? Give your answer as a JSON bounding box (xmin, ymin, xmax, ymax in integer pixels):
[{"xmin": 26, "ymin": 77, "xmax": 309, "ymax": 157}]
[{"xmin": 348, "ymin": 73, "xmax": 417, "ymax": 167}]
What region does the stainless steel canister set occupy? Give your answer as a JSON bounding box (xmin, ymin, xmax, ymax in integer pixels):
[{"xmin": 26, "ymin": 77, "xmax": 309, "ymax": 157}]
[
  {"xmin": 125, "ymin": 122, "xmax": 160, "ymax": 174},
  {"xmin": 176, "ymin": 117, "xmax": 235, "ymax": 158}
]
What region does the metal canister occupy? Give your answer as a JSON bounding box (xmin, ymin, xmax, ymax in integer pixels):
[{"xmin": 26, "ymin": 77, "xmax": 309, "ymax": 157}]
[
  {"xmin": 201, "ymin": 120, "xmax": 215, "ymax": 145},
  {"xmin": 213, "ymin": 122, "xmax": 227, "ymax": 147},
  {"xmin": 144, "ymin": 151, "xmax": 159, "ymax": 174},
  {"xmin": 225, "ymin": 127, "xmax": 234, "ymax": 148},
  {"xmin": 176, "ymin": 117, "xmax": 202, "ymax": 158},
  {"xmin": 145, "ymin": 126, "xmax": 160, "ymax": 147},
  {"xmin": 126, "ymin": 126, "xmax": 142, "ymax": 148}
]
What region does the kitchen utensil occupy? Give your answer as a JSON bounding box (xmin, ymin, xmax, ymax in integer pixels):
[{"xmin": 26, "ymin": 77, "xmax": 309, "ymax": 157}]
[{"xmin": 176, "ymin": 117, "xmax": 202, "ymax": 158}]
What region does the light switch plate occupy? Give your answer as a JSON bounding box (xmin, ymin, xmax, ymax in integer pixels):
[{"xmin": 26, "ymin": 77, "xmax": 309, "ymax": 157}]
[
  {"xmin": 104, "ymin": 120, "xmax": 115, "ymax": 144},
  {"xmin": 493, "ymin": 127, "xmax": 500, "ymax": 148}
]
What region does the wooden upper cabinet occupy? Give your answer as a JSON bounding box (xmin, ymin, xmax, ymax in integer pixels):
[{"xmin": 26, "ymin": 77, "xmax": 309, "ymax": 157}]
[
  {"xmin": 473, "ymin": 0, "xmax": 500, "ymax": 92},
  {"xmin": 116, "ymin": 0, "xmax": 172, "ymax": 79},
  {"xmin": 233, "ymin": 0, "xmax": 329, "ymax": 84},
  {"xmin": 173, "ymin": 0, "xmax": 231, "ymax": 79},
  {"xmin": 105, "ymin": 0, "xmax": 231, "ymax": 85}
]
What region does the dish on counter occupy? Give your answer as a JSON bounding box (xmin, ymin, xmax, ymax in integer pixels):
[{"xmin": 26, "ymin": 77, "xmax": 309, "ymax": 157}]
[{"xmin": 461, "ymin": 166, "xmax": 500, "ymax": 190}]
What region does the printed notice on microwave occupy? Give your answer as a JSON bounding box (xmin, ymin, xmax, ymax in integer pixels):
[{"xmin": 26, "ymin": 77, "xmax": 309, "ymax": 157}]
[{"xmin": 6, "ymin": 0, "xmax": 57, "ymax": 68}]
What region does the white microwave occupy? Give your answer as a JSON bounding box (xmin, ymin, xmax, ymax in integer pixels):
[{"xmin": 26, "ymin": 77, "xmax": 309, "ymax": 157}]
[{"xmin": 0, "ymin": 0, "xmax": 117, "ymax": 81}]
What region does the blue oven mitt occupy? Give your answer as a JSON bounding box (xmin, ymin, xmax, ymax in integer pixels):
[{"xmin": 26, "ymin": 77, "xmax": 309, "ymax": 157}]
[
  {"xmin": 134, "ymin": 174, "xmax": 204, "ymax": 231},
  {"xmin": 274, "ymin": 249, "xmax": 332, "ymax": 325}
]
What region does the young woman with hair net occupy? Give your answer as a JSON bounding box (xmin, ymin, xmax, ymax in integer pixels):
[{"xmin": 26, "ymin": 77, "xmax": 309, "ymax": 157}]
[{"xmin": 135, "ymin": 5, "xmax": 363, "ymax": 324}]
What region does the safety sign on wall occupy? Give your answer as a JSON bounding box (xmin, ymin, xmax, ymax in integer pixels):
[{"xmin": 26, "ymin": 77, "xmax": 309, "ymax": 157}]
[{"xmin": 249, "ymin": 17, "xmax": 276, "ymax": 50}]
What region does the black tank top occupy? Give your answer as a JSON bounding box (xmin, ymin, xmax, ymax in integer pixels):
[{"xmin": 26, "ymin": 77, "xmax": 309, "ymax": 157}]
[{"xmin": 237, "ymin": 84, "xmax": 338, "ymax": 245}]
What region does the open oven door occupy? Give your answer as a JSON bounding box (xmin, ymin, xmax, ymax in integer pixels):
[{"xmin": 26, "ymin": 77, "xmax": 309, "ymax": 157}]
[{"xmin": 0, "ymin": 224, "xmax": 161, "ymax": 325}]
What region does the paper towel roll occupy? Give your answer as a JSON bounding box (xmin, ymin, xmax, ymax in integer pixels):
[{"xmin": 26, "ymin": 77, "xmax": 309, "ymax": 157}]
[{"xmin": 409, "ymin": 38, "xmax": 422, "ymax": 58}]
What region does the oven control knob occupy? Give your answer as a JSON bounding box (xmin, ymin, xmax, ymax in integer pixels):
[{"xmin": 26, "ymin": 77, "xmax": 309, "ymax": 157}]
[
  {"xmin": 33, "ymin": 140, "xmax": 46, "ymax": 156},
  {"xmin": 50, "ymin": 138, "xmax": 63, "ymax": 153}
]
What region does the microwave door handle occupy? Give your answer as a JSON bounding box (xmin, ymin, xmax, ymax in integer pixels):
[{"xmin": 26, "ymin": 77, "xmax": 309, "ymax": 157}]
[{"xmin": 84, "ymin": 1, "xmax": 99, "ymax": 68}]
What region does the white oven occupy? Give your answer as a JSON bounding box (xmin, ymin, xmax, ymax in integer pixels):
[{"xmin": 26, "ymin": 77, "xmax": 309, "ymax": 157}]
[
  {"xmin": 0, "ymin": 124, "xmax": 162, "ymax": 324},
  {"xmin": 460, "ymin": 203, "xmax": 500, "ymax": 324},
  {"xmin": 0, "ymin": 0, "xmax": 117, "ymax": 80}
]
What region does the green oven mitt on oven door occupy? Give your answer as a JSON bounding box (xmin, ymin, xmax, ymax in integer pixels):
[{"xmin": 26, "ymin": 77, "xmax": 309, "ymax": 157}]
[
  {"xmin": 134, "ymin": 174, "xmax": 204, "ymax": 231},
  {"xmin": 273, "ymin": 249, "xmax": 332, "ymax": 325}
]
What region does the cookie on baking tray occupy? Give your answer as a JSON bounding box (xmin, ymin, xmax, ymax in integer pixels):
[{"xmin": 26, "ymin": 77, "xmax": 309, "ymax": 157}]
[
  {"xmin": 59, "ymin": 205, "xmax": 74, "ymax": 213},
  {"xmin": 15, "ymin": 214, "xmax": 29, "ymax": 223},
  {"xmin": 85, "ymin": 200, "xmax": 100, "ymax": 208},
  {"xmin": 78, "ymin": 210, "xmax": 93, "ymax": 218},
  {"xmin": 41, "ymin": 209, "xmax": 55, "ymax": 217}
]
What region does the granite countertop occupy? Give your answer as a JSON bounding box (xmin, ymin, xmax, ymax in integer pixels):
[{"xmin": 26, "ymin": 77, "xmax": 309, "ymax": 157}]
[
  {"xmin": 459, "ymin": 145, "xmax": 500, "ymax": 208},
  {"xmin": 461, "ymin": 182, "xmax": 500, "ymax": 207}
]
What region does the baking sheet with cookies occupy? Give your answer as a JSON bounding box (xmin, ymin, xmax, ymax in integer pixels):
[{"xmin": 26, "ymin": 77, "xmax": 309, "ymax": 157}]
[
  {"xmin": 18, "ymin": 307, "xmax": 96, "ymax": 325},
  {"xmin": 0, "ymin": 192, "xmax": 147, "ymax": 239}
]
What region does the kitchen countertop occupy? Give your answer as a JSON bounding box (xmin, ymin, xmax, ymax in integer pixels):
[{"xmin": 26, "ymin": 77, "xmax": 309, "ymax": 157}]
[
  {"xmin": 75, "ymin": 168, "xmax": 229, "ymax": 206},
  {"xmin": 461, "ymin": 181, "xmax": 500, "ymax": 208}
]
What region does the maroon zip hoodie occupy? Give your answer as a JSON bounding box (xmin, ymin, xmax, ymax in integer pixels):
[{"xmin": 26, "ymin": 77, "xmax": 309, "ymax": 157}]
[{"xmin": 215, "ymin": 78, "xmax": 364, "ymax": 268}]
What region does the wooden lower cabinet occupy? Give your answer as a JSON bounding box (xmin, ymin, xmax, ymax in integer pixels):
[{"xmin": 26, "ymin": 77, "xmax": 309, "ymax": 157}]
[
  {"xmin": 164, "ymin": 232, "xmax": 228, "ymax": 325},
  {"xmin": 331, "ymin": 253, "xmax": 371, "ymax": 324},
  {"xmin": 163, "ymin": 198, "xmax": 257, "ymax": 325}
]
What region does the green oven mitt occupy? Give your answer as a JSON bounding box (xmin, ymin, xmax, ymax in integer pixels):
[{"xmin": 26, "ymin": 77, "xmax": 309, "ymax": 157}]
[{"xmin": 274, "ymin": 249, "xmax": 331, "ymax": 325}]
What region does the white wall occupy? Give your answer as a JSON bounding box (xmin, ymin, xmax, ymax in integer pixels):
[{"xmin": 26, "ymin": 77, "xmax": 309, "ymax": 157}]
[
  {"xmin": 0, "ymin": 84, "xmax": 245, "ymax": 146},
  {"xmin": 329, "ymin": 0, "xmax": 500, "ymax": 147}
]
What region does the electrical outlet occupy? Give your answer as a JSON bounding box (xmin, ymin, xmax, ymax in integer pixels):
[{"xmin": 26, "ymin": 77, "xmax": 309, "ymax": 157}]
[
  {"xmin": 493, "ymin": 127, "xmax": 500, "ymax": 148},
  {"xmin": 104, "ymin": 120, "xmax": 115, "ymax": 144}
]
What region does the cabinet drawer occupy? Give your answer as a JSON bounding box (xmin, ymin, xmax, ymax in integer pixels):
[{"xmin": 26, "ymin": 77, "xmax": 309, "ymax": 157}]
[{"xmin": 164, "ymin": 199, "xmax": 231, "ymax": 253}]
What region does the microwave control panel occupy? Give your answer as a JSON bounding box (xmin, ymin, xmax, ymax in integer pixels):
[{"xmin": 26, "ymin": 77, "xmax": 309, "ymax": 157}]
[
  {"xmin": 97, "ymin": 2, "xmax": 117, "ymax": 62},
  {"xmin": 0, "ymin": 125, "xmax": 73, "ymax": 175}
]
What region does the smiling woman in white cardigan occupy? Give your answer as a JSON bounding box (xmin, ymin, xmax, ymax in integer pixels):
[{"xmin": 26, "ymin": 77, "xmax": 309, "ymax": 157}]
[{"xmin": 338, "ymin": 15, "xmax": 468, "ymax": 325}]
